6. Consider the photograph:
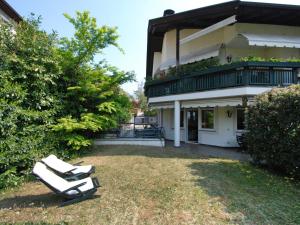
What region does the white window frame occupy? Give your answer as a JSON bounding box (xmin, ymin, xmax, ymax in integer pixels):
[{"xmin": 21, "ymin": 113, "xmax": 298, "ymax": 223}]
[{"xmin": 200, "ymin": 108, "xmax": 216, "ymax": 131}]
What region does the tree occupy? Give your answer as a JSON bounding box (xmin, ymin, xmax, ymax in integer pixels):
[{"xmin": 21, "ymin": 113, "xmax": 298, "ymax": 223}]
[
  {"xmin": 52, "ymin": 11, "xmax": 135, "ymax": 150},
  {"xmin": 134, "ymin": 82, "xmax": 156, "ymax": 116},
  {"xmin": 134, "ymin": 82, "xmax": 148, "ymax": 112}
]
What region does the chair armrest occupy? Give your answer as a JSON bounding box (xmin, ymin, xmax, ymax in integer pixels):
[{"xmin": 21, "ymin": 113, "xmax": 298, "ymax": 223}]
[
  {"xmin": 62, "ymin": 182, "xmax": 87, "ymax": 194},
  {"xmin": 73, "ymin": 161, "xmax": 84, "ymax": 166},
  {"xmin": 63, "ymin": 168, "xmax": 77, "ymax": 174}
]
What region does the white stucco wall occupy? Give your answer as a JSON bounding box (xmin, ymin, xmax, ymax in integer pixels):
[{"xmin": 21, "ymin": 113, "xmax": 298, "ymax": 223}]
[
  {"xmin": 237, "ymin": 23, "xmax": 300, "ymax": 37},
  {"xmin": 161, "ymin": 30, "xmax": 177, "ymax": 66},
  {"xmin": 161, "ymin": 106, "xmax": 242, "ymax": 147},
  {"xmin": 0, "ymin": 8, "xmax": 11, "ymax": 22},
  {"xmin": 159, "ymin": 26, "xmax": 233, "ymax": 68},
  {"xmin": 198, "ymin": 107, "xmax": 239, "ymax": 147},
  {"xmin": 155, "ymin": 23, "xmax": 300, "ymax": 70},
  {"xmin": 162, "ymin": 108, "xmax": 185, "ymax": 141},
  {"xmin": 152, "ymin": 52, "xmax": 162, "ymax": 77}
]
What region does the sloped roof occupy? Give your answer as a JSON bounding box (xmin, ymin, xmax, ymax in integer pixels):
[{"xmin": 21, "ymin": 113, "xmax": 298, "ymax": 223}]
[{"xmin": 0, "ymin": 0, "xmax": 22, "ymax": 23}]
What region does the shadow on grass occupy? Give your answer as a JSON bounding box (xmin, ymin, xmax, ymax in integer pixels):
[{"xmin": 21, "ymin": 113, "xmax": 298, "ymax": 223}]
[
  {"xmin": 188, "ymin": 160, "xmax": 300, "ymax": 224},
  {"xmin": 87, "ymin": 143, "xmax": 247, "ymax": 161},
  {"xmin": 0, "ymin": 192, "xmax": 101, "ymax": 209},
  {"xmin": 0, "ymin": 192, "xmax": 61, "ymax": 209},
  {"xmin": 87, "ymin": 145, "xmax": 204, "ymax": 159}
]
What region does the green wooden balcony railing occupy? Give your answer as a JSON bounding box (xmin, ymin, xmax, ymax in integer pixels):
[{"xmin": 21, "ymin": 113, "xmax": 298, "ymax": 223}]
[{"xmin": 145, "ymin": 62, "xmax": 300, "ymax": 98}]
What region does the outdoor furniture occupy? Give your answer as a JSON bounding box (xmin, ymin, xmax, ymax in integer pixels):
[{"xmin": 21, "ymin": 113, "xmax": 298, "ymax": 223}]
[
  {"xmin": 33, "ymin": 162, "xmax": 100, "ymax": 206},
  {"xmin": 236, "ymin": 132, "xmax": 247, "ymax": 151},
  {"xmin": 42, "ymin": 154, "xmax": 95, "ymax": 180}
]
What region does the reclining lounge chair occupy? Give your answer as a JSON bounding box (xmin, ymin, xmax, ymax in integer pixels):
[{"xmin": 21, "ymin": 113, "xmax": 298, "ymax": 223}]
[
  {"xmin": 33, "ymin": 162, "xmax": 100, "ymax": 206},
  {"xmin": 42, "ymin": 154, "xmax": 95, "ymax": 180}
]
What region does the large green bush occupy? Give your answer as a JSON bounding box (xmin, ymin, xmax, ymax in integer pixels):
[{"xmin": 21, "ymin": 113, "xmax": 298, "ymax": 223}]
[
  {"xmin": 0, "ymin": 17, "xmax": 62, "ymax": 188},
  {"xmin": 246, "ymin": 85, "xmax": 300, "ymax": 178}
]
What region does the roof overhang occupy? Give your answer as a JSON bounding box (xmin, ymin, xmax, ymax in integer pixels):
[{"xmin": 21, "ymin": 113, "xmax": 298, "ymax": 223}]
[
  {"xmin": 149, "ymin": 97, "xmax": 255, "ymax": 109},
  {"xmin": 182, "ymin": 97, "xmax": 244, "ymax": 108},
  {"xmin": 0, "ymin": 0, "xmax": 22, "ymax": 23}
]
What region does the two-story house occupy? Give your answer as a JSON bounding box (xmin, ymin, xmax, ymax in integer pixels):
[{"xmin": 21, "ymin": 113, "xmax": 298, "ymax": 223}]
[
  {"xmin": 144, "ymin": 0, "xmax": 300, "ymax": 147},
  {"xmin": 0, "ymin": 0, "xmax": 21, "ymax": 23}
]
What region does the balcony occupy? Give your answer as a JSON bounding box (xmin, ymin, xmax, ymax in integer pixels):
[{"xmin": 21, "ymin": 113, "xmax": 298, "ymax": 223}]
[{"xmin": 145, "ymin": 62, "xmax": 300, "ymax": 98}]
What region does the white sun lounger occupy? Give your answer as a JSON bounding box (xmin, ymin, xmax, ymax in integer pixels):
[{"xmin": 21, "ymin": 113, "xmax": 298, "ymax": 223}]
[
  {"xmin": 41, "ymin": 155, "xmax": 95, "ymax": 180},
  {"xmin": 33, "ymin": 162, "xmax": 100, "ymax": 206}
]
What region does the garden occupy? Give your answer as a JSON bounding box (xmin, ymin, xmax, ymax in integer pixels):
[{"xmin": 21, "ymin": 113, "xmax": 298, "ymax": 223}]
[
  {"xmin": 0, "ymin": 145, "xmax": 299, "ymax": 225},
  {"xmin": 0, "ymin": 8, "xmax": 300, "ymax": 225}
]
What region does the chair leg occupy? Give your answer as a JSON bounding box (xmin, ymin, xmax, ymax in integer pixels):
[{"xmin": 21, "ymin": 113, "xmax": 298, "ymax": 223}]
[
  {"xmin": 60, "ymin": 189, "xmax": 97, "ymax": 207},
  {"xmin": 60, "ymin": 195, "xmax": 90, "ymax": 207}
]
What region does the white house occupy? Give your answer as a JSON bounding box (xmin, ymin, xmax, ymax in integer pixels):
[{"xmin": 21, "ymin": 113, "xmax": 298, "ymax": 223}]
[
  {"xmin": 0, "ymin": 0, "xmax": 21, "ymax": 23},
  {"xmin": 145, "ymin": 1, "xmax": 300, "ymax": 147}
]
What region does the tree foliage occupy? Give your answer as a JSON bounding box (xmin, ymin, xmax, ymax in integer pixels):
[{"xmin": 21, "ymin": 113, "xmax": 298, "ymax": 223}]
[
  {"xmin": 134, "ymin": 82, "xmax": 156, "ymax": 116},
  {"xmin": 0, "ymin": 12, "xmax": 134, "ymax": 188},
  {"xmin": 0, "ymin": 16, "xmax": 61, "ymax": 188},
  {"xmin": 246, "ymin": 85, "xmax": 300, "ymax": 179},
  {"xmin": 52, "ymin": 11, "xmax": 134, "ymax": 150},
  {"xmin": 134, "ymin": 82, "xmax": 148, "ymax": 112}
]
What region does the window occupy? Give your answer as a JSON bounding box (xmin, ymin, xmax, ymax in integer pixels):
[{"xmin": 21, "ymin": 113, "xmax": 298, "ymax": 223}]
[
  {"xmin": 237, "ymin": 108, "xmax": 245, "ymax": 130},
  {"xmin": 180, "ymin": 110, "xmax": 184, "ymax": 127},
  {"xmin": 201, "ymin": 109, "xmax": 214, "ymax": 129}
]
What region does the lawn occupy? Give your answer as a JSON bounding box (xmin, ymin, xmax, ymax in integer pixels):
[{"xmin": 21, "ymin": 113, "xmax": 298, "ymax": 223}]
[{"xmin": 0, "ymin": 145, "xmax": 299, "ymax": 225}]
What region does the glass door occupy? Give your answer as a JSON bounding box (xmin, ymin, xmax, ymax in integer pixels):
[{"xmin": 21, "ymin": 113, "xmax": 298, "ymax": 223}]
[{"xmin": 187, "ymin": 109, "xmax": 198, "ymax": 142}]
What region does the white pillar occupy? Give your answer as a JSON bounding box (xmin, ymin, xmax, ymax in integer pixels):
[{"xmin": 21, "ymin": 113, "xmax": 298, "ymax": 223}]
[{"xmin": 174, "ymin": 100, "xmax": 180, "ymax": 147}]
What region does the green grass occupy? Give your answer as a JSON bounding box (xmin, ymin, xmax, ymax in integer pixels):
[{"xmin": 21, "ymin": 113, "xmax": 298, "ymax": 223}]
[{"xmin": 0, "ymin": 145, "xmax": 299, "ymax": 225}]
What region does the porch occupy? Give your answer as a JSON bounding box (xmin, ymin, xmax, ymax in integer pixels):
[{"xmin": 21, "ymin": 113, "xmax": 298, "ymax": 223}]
[
  {"xmin": 165, "ymin": 140, "xmax": 250, "ymax": 161},
  {"xmin": 153, "ymin": 98, "xmax": 247, "ymax": 148},
  {"xmin": 94, "ymin": 119, "xmax": 165, "ymax": 147}
]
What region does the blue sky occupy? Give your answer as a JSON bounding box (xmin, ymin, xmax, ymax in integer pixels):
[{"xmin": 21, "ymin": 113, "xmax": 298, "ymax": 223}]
[{"xmin": 7, "ymin": 0, "xmax": 300, "ymax": 94}]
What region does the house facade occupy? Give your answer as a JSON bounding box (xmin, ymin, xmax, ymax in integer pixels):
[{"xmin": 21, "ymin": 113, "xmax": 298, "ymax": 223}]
[
  {"xmin": 0, "ymin": 0, "xmax": 21, "ymax": 23},
  {"xmin": 144, "ymin": 1, "xmax": 300, "ymax": 147}
]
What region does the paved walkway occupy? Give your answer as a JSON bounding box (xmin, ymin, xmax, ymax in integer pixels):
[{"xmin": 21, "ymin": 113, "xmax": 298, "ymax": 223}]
[{"xmin": 166, "ymin": 141, "xmax": 251, "ymax": 161}]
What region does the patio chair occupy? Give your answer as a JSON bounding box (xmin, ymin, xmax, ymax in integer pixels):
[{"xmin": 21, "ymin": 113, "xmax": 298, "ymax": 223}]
[
  {"xmin": 41, "ymin": 154, "xmax": 95, "ymax": 180},
  {"xmin": 33, "ymin": 162, "xmax": 100, "ymax": 206}
]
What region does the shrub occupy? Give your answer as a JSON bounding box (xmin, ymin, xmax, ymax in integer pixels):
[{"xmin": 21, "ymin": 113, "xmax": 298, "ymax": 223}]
[
  {"xmin": 153, "ymin": 57, "xmax": 220, "ymax": 80},
  {"xmin": 0, "ymin": 17, "xmax": 62, "ymax": 188},
  {"xmin": 241, "ymin": 56, "xmax": 300, "ymax": 63},
  {"xmin": 246, "ymin": 85, "xmax": 300, "ymax": 178}
]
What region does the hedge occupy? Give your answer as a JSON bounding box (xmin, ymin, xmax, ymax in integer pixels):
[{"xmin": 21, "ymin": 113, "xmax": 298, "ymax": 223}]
[{"xmin": 246, "ymin": 85, "xmax": 300, "ymax": 179}]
